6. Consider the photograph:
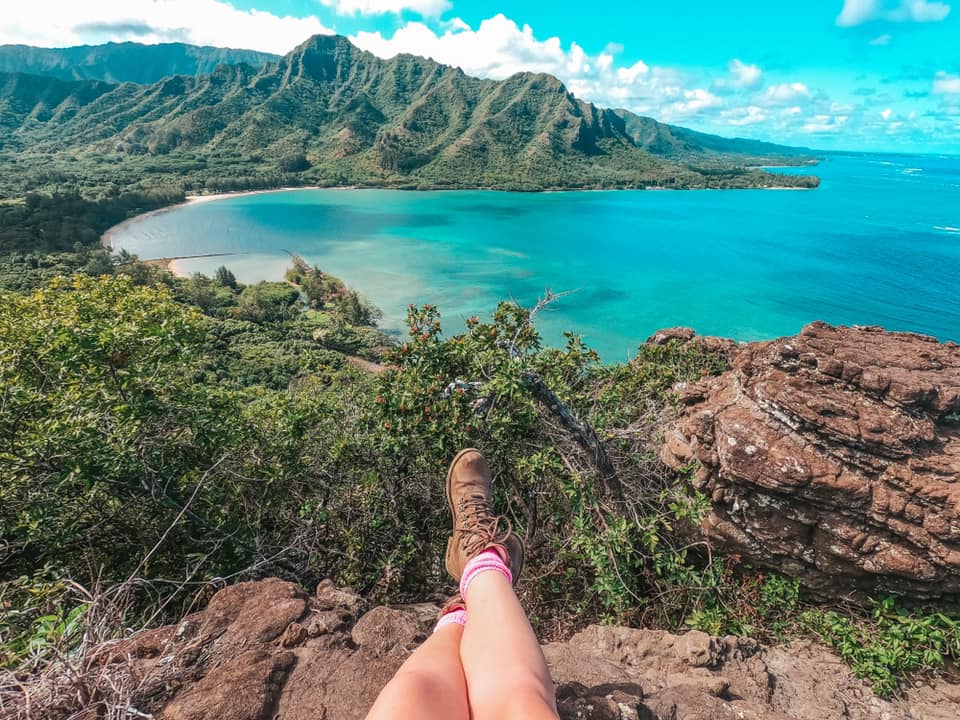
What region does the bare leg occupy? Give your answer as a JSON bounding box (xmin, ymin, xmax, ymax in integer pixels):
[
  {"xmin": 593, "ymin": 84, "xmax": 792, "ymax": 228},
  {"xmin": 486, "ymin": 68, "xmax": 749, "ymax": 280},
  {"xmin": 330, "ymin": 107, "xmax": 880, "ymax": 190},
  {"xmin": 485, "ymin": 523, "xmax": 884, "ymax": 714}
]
[
  {"xmin": 365, "ymin": 623, "xmax": 470, "ymax": 720},
  {"xmin": 460, "ymin": 571, "xmax": 559, "ymax": 720}
]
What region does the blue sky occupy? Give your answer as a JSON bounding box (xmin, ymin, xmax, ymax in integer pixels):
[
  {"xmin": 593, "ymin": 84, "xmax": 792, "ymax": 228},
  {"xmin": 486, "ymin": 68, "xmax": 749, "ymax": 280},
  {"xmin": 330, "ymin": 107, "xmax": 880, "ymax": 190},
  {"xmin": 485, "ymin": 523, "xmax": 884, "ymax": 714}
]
[{"xmin": 3, "ymin": 1, "xmax": 959, "ymax": 153}]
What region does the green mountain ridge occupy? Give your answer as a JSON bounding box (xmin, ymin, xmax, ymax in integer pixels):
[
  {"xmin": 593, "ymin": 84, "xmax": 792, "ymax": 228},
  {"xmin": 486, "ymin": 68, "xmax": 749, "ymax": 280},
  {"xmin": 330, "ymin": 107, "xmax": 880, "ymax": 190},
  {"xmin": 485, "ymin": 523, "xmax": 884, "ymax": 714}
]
[
  {"xmin": 0, "ymin": 41, "xmax": 279, "ymax": 84},
  {"xmin": 614, "ymin": 110, "xmax": 813, "ymax": 161},
  {"xmin": 0, "ymin": 35, "xmax": 819, "ymax": 194}
]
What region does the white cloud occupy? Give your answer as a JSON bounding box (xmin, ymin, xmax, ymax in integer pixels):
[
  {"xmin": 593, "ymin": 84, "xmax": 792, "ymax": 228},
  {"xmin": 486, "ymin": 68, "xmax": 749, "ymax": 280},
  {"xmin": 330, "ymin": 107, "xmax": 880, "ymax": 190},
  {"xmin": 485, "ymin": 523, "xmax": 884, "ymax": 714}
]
[
  {"xmin": 0, "ymin": 0, "xmax": 329, "ymax": 54},
  {"xmin": 933, "ymin": 71, "xmax": 960, "ymax": 93},
  {"xmin": 838, "ymin": 0, "xmax": 876, "ymax": 24},
  {"xmin": 901, "ymin": 0, "xmax": 953, "ymax": 20},
  {"xmin": 352, "ymin": 14, "xmax": 573, "ymax": 80},
  {"xmin": 319, "ymin": 0, "xmax": 451, "ymax": 17},
  {"xmin": 837, "ymin": 0, "xmax": 951, "ymax": 26},
  {"xmin": 351, "ymin": 12, "xmax": 844, "ymax": 138},
  {"xmin": 728, "ymin": 59, "xmax": 762, "ymax": 89},
  {"xmin": 352, "ymin": 15, "xmax": 737, "ymax": 123},
  {"xmin": 802, "ymin": 114, "xmax": 849, "ymax": 133},
  {"xmin": 616, "ymin": 60, "xmax": 649, "ymax": 85},
  {"xmin": 673, "ymin": 88, "xmax": 723, "ymax": 114},
  {"xmin": 721, "ymin": 105, "xmax": 768, "ymax": 126},
  {"xmin": 760, "ymin": 82, "xmax": 811, "ymax": 105},
  {"xmin": 869, "ymin": 33, "xmax": 893, "ymax": 44}
]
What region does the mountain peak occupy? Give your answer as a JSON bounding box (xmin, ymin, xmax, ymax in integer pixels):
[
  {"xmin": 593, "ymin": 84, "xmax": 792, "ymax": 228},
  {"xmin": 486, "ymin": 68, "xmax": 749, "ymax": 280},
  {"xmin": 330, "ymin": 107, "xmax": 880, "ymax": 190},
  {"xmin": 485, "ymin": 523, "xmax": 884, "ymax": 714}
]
[
  {"xmin": 292, "ymin": 33, "xmax": 357, "ymax": 57},
  {"xmin": 284, "ymin": 34, "xmax": 366, "ymax": 83}
]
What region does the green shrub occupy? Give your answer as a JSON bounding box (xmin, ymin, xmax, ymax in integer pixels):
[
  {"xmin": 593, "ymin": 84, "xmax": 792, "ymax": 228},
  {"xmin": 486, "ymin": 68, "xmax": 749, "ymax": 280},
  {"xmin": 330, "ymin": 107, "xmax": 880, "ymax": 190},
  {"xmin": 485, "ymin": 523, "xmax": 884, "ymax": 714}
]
[
  {"xmin": 4, "ymin": 275, "xmax": 955, "ymax": 697},
  {"xmin": 802, "ymin": 598, "xmax": 960, "ymax": 697},
  {"xmin": 0, "ymin": 569, "xmax": 83, "ymax": 669}
]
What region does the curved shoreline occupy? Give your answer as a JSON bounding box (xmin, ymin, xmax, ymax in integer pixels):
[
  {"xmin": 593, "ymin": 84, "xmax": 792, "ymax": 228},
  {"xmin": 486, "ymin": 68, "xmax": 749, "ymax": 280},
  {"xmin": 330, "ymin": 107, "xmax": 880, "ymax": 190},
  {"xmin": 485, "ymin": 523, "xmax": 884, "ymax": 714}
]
[
  {"xmin": 100, "ymin": 180, "xmax": 816, "ymax": 251},
  {"xmin": 100, "ymin": 186, "xmax": 327, "ymax": 250}
]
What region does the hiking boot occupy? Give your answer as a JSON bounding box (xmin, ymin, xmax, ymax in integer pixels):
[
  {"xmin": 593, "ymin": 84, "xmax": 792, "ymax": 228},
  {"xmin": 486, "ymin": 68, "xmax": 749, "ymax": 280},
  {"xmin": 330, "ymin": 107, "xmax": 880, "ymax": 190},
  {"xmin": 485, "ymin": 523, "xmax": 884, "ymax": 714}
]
[
  {"xmin": 437, "ymin": 592, "xmax": 466, "ymax": 620},
  {"xmin": 444, "ymin": 448, "xmax": 524, "ymax": 585}
]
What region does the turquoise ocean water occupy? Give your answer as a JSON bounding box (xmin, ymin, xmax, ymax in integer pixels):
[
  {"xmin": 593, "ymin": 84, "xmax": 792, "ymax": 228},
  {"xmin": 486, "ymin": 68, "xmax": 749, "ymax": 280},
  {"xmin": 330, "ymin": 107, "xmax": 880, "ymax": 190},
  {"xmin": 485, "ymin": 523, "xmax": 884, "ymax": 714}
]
[{"xmin": 110, "ymin": 153, "xmax": 960, "ymax": 361}]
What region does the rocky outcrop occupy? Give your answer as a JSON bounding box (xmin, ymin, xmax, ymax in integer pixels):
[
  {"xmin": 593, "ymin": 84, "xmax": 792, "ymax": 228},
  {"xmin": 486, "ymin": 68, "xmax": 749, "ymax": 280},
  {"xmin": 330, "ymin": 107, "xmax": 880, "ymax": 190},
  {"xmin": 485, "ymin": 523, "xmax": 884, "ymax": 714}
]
[
  {"xmin": 659, "ymin": 321, "xmax": 960, "ymax": 598},
  {"xmin": 23, "ymin": 578, "xmax": 956, "ymax": 720}
]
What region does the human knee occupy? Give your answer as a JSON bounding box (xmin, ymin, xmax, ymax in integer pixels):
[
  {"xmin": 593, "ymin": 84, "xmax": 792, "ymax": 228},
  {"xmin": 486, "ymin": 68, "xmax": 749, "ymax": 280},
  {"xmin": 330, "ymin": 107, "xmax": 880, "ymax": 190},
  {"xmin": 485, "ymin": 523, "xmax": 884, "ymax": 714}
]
[{"xmin": 368, "ymin": 667, "xmax": 463, "ymax": 720}]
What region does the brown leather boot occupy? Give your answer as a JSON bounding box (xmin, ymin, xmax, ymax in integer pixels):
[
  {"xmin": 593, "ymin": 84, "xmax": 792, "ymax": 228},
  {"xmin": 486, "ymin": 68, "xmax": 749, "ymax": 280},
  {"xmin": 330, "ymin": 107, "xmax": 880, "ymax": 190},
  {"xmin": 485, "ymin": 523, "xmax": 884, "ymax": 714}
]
[
  {"xmin": 437, "ymin": 592, "xmax": 465, "ymax": 620},
  {"xmin": 444, "ymin": 448, "xmax": 524, "ymax": 585}
]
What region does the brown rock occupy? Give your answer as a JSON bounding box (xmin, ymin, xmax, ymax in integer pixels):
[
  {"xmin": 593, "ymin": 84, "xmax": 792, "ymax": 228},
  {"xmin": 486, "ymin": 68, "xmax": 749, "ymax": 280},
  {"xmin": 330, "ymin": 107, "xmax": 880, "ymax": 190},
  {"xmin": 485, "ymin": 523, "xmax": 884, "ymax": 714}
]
[
  {"xmin": 645, "ymin": 327, "xmax": 696, "ymax": 345},
  {"xmin": 278, "ymin": 644, "xmax": 402, "ymax": 720},
  {"xmin": 280, "ymin": 622, "xmax": 307, "ymax": 648},
  {"xmin": 673, "ymin": 629, "xmax": 715, "ymax": 667},
  {"xmin": 351, "ymin": 606, "xmax": 425, "ymax": 658},
  {"xmin": 22, "ymin": 579, "xmax": 959, "ymax": 720},
  {"xmin": 305, "ymin": 609, "xmax": 352, "ymax": 637},
  {"xmin": 200, "ymin": 578, "xmax": 308, "ymax": 645},
  {"xmin": 556, "ymin": 682, "xmax": 646, "ymax": 720},
  {"xmin": 162, "ymin": 648, "xmax": 295, "ymax": 720},
  {"xmin": 315, "ymin": 579, "xmax": 365, "ymax": 616},
  {"xmin": 660, "ymin": 322, "xmax": 960, "ymax": 598}
]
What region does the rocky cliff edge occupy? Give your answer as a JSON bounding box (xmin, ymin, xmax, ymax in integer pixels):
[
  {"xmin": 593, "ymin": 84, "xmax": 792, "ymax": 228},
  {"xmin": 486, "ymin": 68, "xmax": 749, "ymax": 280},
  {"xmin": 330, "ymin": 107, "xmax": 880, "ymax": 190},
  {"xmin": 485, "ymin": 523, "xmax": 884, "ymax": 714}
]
[
  {"xmin": 659, "ymin": 322, "xmax": 960, "ymax": 599},
  {"xmin": 20, "ymin": 578, "xmax": 957, "ymax": 720}
]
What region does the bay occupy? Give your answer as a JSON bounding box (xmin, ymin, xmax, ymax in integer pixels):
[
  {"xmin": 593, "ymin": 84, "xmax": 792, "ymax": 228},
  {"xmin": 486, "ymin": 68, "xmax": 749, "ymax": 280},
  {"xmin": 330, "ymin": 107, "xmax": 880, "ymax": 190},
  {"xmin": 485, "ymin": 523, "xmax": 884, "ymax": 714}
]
[{"xmin": 109, "ymin": 153, "xmax": 960, "ymax": 361}]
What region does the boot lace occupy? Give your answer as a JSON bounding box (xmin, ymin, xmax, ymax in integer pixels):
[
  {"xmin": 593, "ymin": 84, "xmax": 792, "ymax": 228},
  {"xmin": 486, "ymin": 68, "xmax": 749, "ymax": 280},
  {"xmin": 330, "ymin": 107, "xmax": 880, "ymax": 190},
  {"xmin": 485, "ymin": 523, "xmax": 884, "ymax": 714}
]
[{"xmin": 457, "ymin": 493, "xmax": 513, "ymax": 560}]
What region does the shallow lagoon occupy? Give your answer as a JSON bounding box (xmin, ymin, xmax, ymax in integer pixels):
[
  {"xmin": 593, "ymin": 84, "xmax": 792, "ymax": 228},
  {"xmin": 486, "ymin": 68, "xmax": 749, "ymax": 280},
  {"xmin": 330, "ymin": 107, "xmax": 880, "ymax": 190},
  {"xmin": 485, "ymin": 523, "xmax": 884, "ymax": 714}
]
[{"xmin": 109, "ymin": 153, "xmax": 960, "ymax": 360}]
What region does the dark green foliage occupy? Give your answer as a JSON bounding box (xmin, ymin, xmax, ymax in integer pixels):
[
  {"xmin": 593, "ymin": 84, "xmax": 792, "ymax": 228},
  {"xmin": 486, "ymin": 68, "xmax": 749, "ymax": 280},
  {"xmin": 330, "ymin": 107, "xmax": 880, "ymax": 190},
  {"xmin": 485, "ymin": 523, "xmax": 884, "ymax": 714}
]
[
  {"xmin": 0, "ymin": 190, "xmax": 184, "ymax": 254},
  {"xmin": 0, "ymin": 276, "xmax": 243, "ymax": 583},
  {"xmin": 0, "ymin": 248, "xmax": 115, "ymax": 290},
  {"xmin": 200, "ymin": 317, "xmax": 346, "ymax": 390},
  {"xmin": 0, "ymin": 275, "xmax": 368, "ymax": 621},
  {"xmin": 278, "ymin": 152, "xmax": 310, "ymax": 173},
  {"xmin": 233, "ymin": 282, "xmax": 300, "ymax": 324},
  {"xmin": 0, "ymin": 569, "xmax": 80, "ymax": 668},
  {"xmin": 214, "ymin": 265, "xmax": 237, "ymax": 289}
]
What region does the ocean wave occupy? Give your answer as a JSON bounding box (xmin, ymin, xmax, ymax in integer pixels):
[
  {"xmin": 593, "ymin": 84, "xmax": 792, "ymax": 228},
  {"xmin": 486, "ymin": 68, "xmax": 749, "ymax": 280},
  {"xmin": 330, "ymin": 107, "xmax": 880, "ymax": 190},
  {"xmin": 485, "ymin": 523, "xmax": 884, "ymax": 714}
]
[
  {"xmin": 489, "ymin": 247, "xmax": 530, "ymax": 259},
  {"xmin": 903, "ymin": 168, "xmax": 924, "ymax": 174},
  {"xmin": 933, "ymin": 226, "xmax": 960, "ymax": 234}
]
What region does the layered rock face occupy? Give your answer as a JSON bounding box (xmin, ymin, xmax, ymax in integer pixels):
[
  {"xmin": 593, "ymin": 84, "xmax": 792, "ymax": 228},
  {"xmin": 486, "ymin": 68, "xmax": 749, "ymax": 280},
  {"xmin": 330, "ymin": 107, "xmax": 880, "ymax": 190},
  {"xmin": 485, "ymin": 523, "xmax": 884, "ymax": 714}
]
[
  {"xmin": 660, "ymin": 322, "xmax": 960, "ymax": 598},
  {"xmin": 39, "ymin": 578, "xmax": 958, "ymax": 720}
]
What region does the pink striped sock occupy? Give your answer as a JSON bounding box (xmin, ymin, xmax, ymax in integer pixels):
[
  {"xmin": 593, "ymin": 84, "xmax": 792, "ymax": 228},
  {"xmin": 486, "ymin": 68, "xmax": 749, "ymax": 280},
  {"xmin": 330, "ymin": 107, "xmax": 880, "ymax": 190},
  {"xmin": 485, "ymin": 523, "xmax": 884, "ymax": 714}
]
[
  {"xmin": 434, "ymin": 609, "xmax": 466, "ymax": 633},
  {"xmin": 459, "ymin": 548, "xmax": 512, "ymax": 599}
]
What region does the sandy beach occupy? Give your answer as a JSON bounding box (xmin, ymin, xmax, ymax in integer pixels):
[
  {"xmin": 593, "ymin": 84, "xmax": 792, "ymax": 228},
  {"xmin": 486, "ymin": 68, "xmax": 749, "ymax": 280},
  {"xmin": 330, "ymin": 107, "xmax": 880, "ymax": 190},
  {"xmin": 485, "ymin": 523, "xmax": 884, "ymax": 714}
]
[
  {"xmin": 100, "ymin": 185, "xmax": 326, "ymax": 250},
  {"xmin": 138, "ymin": 254, "xmax": 237, "ymax": 278}
]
